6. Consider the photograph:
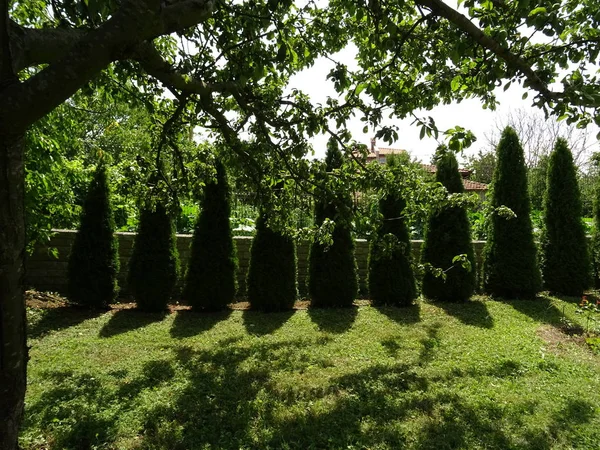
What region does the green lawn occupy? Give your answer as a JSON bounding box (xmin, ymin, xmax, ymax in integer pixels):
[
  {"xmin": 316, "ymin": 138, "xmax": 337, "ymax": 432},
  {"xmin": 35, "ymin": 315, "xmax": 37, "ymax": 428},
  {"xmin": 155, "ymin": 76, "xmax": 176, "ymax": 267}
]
[{"xmin": 22, "ymin": 296, "xmax": 600, "ymax": 450}]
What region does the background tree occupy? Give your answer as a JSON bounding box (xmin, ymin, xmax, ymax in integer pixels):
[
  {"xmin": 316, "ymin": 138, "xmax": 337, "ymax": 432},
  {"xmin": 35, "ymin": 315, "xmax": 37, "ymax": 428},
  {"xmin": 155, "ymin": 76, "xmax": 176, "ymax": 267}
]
[
  {"xmin": 67, "ymin": 164, "xmax": 119, "ymax": 308},
  {"xmin": 368, "ymin": 155, "xmax": 416, "ymax": 306},
  {"xmin": 540, "ymin": 138, "xmax": 590, "ymax": 296},
  {"xmin": 127, "ymin": 204, "xmax": 179, "ymax": 312},
  {"xmin": 422, "ymin": 149, "xmax": 475, "ymax": 302},
  {"xmin": 483, "ymin": 127, "xmax": 541, "ymax": 298},
  {"xmin": 183, "ymin": 159, "xmax": 237, "ymax": 310},
  {"xmin": 308, "ymin": 142, "xmax": 358, "ymax": 307},
  {"xmin": 465, "ymin": 149, "xmax": 496, "ymax": 184}
]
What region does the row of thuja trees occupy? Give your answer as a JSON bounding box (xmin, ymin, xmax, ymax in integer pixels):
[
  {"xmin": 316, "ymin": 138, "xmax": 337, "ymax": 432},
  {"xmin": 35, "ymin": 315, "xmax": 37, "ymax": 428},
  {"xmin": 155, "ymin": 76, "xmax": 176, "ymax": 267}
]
[{"xmin": 67, "ymin": 125, "xmax": 594, "ymax": 311}]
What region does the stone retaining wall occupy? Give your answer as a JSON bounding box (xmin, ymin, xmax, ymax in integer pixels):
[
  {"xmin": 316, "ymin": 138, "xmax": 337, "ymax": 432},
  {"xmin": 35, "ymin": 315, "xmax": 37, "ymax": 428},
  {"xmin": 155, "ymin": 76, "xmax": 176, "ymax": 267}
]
[{"xmin": 26, "ymin": 230, "xmax": 486, "ymax": 299}]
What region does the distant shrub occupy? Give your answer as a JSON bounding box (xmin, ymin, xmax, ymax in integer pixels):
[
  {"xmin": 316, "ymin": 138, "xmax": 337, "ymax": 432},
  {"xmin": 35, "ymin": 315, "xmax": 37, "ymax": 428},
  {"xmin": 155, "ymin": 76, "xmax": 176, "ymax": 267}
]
[
  {"xmin": 128, "ymin": 204, "xmax": 179, "ymax": 312},
  {"xmin": 540, "ymin": 138, "xmax": 590, "ymax": 296},
  {"xmin": 421, "ymin": 150, "xmax": 475, "ymax": 302},
  {"xmin": 68, "ymin": 165, "xmax": 119, "ymax": 308},
  {"xmin": 483, "ymin": 127, "xmax": 541, "ymax": 298},
  {"xmin": 247, "ymin": 213, "xmax": 297, "ymax": 311},
  {"xmin": 183, "ymin": 160, "xmax": 237, "ymax": 310}
]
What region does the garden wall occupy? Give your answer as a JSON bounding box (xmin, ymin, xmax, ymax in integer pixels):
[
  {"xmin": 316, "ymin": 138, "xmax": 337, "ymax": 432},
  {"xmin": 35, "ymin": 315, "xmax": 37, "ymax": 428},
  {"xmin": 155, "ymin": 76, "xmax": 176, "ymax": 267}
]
[{"xmin": 25, "ymin": 230, "xmax": 486, "ymax": 299}]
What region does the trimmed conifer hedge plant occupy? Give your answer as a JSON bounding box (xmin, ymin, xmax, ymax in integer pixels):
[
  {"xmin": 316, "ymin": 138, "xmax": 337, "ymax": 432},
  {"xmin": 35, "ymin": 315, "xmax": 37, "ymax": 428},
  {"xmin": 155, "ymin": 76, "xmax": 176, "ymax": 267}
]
[
  {"xmin": 183, "ymin": 159, "xmax": 237, "ymax": 310},
  {"xmin": 592, "ymin": 172, "xmax": 600, "ymax": 288},
  {"xmin": 247, "ymin": 213, "xmax": 297, "ymax": 311},
  {"xmin": 68, "ymin": 164, "xmax": 119, "ymax": 308},
  {"xmin": 308, "ymin": 143, "xmax": 358, "ymax": 308},
  {"xmin": 128, "ymin": 204, "xmax": 179, "ymax": 312},
  {"xmin": 483, "ymin": 126, "xmax": 541, "ymax": 299},
  {"xmin": 540, "ymin": 138, "xmax": 590, "ymax": 296},
  {"xmin": 421, "ymin": 150, "xmax": 475, "ymax": 302}
]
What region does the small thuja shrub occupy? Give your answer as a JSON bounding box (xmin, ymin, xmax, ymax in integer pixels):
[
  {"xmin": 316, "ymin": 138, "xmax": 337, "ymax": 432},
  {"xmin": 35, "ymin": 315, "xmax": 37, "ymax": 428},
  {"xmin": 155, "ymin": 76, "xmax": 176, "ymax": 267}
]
[
  {"xmin": 483, "ymin": 126, "xmax": 541, "ymax": 298},
  {"xmin": 247, "ymin": 213, "xmax": 297, "ymax": 311},
  {"xmin": 68, "ymin": 164, "xmax": 119, "ymax": 308},
  {"xmin": 368, "ymin": 158, "xmax": 416, "ymax": 306},
  {"xmin": 183, "ymin": 159, "xmax": 237, "ymax": 310},
  {"xmin": 421, "ymin": 149, "xmax": 475, "ymax": 302},
  {"xmin": 308, "ymin": 143, "xmax": 358, "ymax": 307},
  {"xmin": 128, "ymin": 204, "xmax": 179, "ymax": 312},
  {"xmin": 540, "ymin": 138, "xmax": 590, "ymax": 296}
]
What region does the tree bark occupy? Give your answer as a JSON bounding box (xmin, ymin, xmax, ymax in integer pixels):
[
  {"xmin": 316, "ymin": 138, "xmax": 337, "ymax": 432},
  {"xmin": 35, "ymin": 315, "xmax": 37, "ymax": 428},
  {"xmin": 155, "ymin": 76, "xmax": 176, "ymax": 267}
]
[{"xmin": 0, "ymin": 131, "xmax": 26, "ymax": 450}]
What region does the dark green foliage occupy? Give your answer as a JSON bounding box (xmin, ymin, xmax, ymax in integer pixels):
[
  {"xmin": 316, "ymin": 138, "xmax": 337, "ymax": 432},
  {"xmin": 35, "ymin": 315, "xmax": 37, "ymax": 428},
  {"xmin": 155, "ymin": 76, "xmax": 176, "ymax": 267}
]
[
  {"xmin": 68, "ymin": 165, "xmax": 119, "ymax": 308},
  {"xmin": 128, "ymin": 204, "xmax": 179, "ymax": 312},
  {"xmin": 308, "ymin": 144, "xmax": 358, "ymax": 307},
  {"xmin": 183, "ymin": 160, "xmax": 237, "ymax": 310},
  {"xmin": 421, "ymin": 151, "xmax": 475, "ymax": 302},
  {"xmin": 247, "ymin": 214, "xmax": 297, "ymax": 311},
  {"xmin": 483, "ymin": 127, "xmax": 541, "ymax": 298},
  {"xmin": 540, "ymin": 138, "xmax": 590, "ymax": 296},
  {"xmin": 592, "ymin": 171, "xmax": 600, "ymax": 287},
  {"xmin": 368, "ymin": 190, "xmax": 417, "ymax": 306}
]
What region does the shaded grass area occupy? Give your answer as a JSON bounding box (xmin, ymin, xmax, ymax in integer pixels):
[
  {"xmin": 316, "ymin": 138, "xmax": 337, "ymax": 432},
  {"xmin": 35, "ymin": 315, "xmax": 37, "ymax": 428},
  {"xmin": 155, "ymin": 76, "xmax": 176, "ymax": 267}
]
[{"xmin": 22, "ymin": 296, "xmax": 600, "ymax": 450}]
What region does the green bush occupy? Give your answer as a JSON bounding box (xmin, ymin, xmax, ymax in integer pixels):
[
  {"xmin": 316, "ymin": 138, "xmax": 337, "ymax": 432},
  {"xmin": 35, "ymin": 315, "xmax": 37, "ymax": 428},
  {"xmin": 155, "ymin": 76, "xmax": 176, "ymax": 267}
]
[
  {"xmin": 183, "ymin": 160, "xmax": 237, "ymax": 310},
  {"xmin": 128, "ymin": 204, "xmax": 179, "ymax": 312},
  {"xmin": 592, "ymin": 182, "xmax": 600, "ymax": 287},
  {"xmin": 540, "ymin": 138, "xmax": 590, "ymax": 296},
  {"xmin": 68, "ymin": 165, "xmax": 119, "ymax": 308},
  {"xmin": 308, "ymin": 144, "xmax": 358, "ymax": 307},
  {"xmin": 247, "ymin": 213, "xmax": 297, "ymax": 311},
  {"xmin": 483, "ymin": 127, "xmax": 541, "ymax": 298},
  {"xmin": 421, "ymin": 150, "xmax": 475, "ymax": 302}
]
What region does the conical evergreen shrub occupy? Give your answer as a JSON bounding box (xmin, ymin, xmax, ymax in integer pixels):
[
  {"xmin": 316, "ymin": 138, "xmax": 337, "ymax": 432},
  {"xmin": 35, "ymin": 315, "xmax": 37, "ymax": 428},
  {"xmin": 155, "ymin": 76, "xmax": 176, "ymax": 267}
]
[
  {"xmin": 128, "ymin": 204, "xmax": 179, "ymax": 312},
  {"xmin": 68, "ymin": 165, "xmax": 119, "ymax": 308},
  {"xmin": 592, "ymin": 178, "xmax": 600, "ymax": 287},
  {"xmin": 540, "ymin": 138, "xmax": 590, "ymax": 295},
  {"xmin": 308, "ymin": 144, "xmax": 358, "ymax": 307},
  {"xmin": 421, "ymin": 150, "xmax": 475, "ymax": 302},
  {"xmin": 183, "ymin": 159, "xmax": 237, "ymax": 310},
  {"xmin": 247, "ymin": 213, "xmax": 297, "ymax": 311},
  {"xmin": 483, "ymin": 127, "xmax": 541, "ymax": 298}
]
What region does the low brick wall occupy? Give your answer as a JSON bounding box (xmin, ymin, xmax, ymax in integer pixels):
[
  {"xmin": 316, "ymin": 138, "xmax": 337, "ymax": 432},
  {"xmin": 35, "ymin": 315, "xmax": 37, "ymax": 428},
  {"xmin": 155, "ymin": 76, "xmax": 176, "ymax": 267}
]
[{"xmin": 25, "ymin": 230, "xmax": 486, "ymax": 299}]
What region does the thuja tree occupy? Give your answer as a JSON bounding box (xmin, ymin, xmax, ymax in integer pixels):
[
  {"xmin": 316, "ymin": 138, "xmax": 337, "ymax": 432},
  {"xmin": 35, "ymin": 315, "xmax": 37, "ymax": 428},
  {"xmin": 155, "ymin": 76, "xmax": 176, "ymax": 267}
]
[
  {"xmin": 368, "ymin": 156, "xmax": 416, "ymax": 306},
  {"xmin": 421, "ymin": 150, "xmax": 475, "ymax": 302},
  {"xmin": 67, "ymin": 164, "xmax": 119, "ymax": 308},
  {"xmin": 540, "ymin": 138, "xmax": 590, "ymax": 296},
  {"xmin": 308, "ymin": 144, "xmax": 358, "ymax": 307},
  {"xmin": 247, "ymin": 212, "xmax": 297, "ymax": 311},
  {"xmin": 591, "ymin": 154, "xmax": 600, "ymax": 287},
  {"xmin": 128, "ymin": 204, "xmax": 179, "ymax": 312},
  {"xmin": 483, "ymin": 127, "xmax": 541, "ymax": 298},
  {"xmin": 183, "ymin": 159, "xmax": 237, "ymax": 310}
]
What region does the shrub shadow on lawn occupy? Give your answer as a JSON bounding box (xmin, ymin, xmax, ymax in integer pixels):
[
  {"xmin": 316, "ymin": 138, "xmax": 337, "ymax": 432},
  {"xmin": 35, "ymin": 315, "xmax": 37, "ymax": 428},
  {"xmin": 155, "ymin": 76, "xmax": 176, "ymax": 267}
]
[
  {"xmin": 307, "ymin": 306, "xmax": 358, "ymax": 333},
  {"xmin": 170, "ymin": 309, "xmax": 232, "ymax": 338},
  {"xmin": 242, "ymin": 310, "xmax": 295, "ymax": 336},
  {"xmin": 375, "ymin": 303, "xmax": 421, "ymax": 325},
  {"xmin": 28, "ymin": 306, "xmax": 105, "ymax": 339},
  {"xmin": 99, "ymin": 309, "xmax": 167, "ymax": 338},
  {"xmin": 506, "ymin": 295, "xmax": 565, "ymax": 326},
  {"xmin": 434, "ymin": 299, "xmax": 494, "ymax": 329}
]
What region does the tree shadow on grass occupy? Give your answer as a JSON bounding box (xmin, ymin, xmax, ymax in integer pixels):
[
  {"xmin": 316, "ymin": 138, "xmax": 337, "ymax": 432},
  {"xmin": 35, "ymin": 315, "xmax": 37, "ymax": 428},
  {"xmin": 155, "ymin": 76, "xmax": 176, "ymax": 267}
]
[
  {"xmin": 170, "ymin": 309, "xmax": 232, "ymax": 339},
  {"xmin": 28, "ymin": 306, "xmax": 105, "ymax": 339},
  {"xmin": 99, "ymin": 309, "xmax": 167, "ymax": 338},
  {"xmin": 307, "ymin": 306, "xmax": 358, "ymax": 333},
  {"xmin": 375, "ymin": 303, "xmax": 421, "ymax": 326},
  {"xmin": 506, "ymin": 295, "xmax": 565, "ymax": 326},
  {"xmin": 242, "ymin": 310, "xmax": 295, "ymax": 336},
  {"xmin": 434, "ymin": 299, "xmax": 494, "ymax": 329}
]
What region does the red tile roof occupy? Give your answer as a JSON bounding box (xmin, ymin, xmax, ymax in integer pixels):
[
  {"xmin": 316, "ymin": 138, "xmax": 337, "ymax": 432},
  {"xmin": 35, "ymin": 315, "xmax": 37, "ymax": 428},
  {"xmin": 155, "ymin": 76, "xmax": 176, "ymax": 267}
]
[{"xmin": 462, "ymin": 179, "xmax": 488, "ymax": 191}]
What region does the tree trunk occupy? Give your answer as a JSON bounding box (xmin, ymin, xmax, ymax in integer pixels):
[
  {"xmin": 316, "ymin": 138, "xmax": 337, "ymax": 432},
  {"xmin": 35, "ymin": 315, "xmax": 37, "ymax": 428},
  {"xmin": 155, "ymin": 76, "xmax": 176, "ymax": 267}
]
[{"xmin": 0, "ymin": 131, "xmax": 26, "ymax": 450}]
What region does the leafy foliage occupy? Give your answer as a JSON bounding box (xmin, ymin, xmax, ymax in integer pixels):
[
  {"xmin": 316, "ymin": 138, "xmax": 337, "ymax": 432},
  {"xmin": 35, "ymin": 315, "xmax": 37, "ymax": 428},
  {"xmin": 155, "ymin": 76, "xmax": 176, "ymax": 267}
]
[
  {"xmin": 540, "ymin": 138, "xmax": 590, "ymax": 296},
  {"xmin": 483, "ymin": 127, "xmax": 541, "ymax": 299},
  {"xmin": 67, "ymin": 165, "xmax": 119, "ymax": 308},
  {"xmin": 128, "ymin": 205, "xmax": 179, "ymax": 312},
  {"xmin": 183, "ymin": 160, "xmax": 237, "ymax": 310},
  {"xmin": 421, "ymin": 150, "xmax": 475, "ymax": 302}
]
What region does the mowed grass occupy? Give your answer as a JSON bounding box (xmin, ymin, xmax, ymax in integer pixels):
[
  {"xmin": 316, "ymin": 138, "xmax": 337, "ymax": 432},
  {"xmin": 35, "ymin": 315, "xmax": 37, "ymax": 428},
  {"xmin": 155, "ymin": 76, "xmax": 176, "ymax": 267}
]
[{"xmin": 22, "ymin": 295, "xmax": 600, "ymax": 450}]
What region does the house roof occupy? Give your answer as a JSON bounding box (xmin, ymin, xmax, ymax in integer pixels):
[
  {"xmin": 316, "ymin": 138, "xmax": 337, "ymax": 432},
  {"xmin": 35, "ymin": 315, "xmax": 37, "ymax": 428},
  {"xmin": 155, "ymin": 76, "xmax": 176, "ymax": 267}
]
[
  {"xmin": 421, "ymin": 164, "xmax": 472, "ymax": 177},
  {"xmin": 462, "ymin": 179, "xmax": 488, "ymax": 191}
]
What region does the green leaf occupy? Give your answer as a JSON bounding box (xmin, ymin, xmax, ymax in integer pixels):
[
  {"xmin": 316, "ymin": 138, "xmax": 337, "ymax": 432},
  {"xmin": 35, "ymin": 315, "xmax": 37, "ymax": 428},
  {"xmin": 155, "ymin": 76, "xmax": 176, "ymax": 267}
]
[
  {"xmin": 528, "ymin": 7, "xmax": 547, "ymax": 17},
  {"xmin": 451, "ymin": 76, "xmax": 462, "ymax": 92}
]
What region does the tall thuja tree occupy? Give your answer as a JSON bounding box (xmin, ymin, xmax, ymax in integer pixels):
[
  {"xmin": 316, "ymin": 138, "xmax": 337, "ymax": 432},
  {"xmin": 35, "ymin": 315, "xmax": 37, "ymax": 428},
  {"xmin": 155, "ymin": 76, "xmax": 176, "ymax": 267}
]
[
  {"xmin": 308, "ymin": 142, "xmax": 358, "ymax": 307},
  {"xmin": 540, "ymin": 138, "xmax": 590, "ymax": 295},
  {"xmin": 591, "ymin": 154, "xmax": 600, "ymax": 287},
  {"xmin": 483, "ymin": 127, "xmax": 541, "ymax": 298},
  {"xmin": 368, "ymin": 156, "xmax": 416, "ymax": 306},
  {"xmin": 68, "ymin": 164, "xmax": 119, "ymax": 308},
  {"xmin": 128, "ymin": 203, "xmax": 179, "ymax": 312},
  {"xmin": 183, "ymin": 159, "xmax": 237, "ymax": 310},
  {"xmin": 247, "ymin": 212, "xmax": 297, "ymax": 311},
  {"xmin": 421, "ymin": 149, "xmax": 475, "ymax": 302}
]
